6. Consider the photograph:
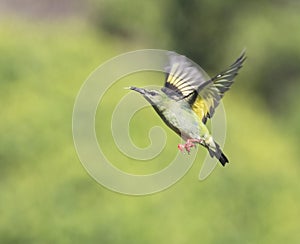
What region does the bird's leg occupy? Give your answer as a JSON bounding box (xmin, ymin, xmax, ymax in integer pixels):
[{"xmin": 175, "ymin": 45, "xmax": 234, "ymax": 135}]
[
  {"xmin": 184, "ymin": 139, "xmax": 199, "ymax": 153},
  {"xmin": 178, "ymin": 139, "xmax": 203, "ymax": 154}
]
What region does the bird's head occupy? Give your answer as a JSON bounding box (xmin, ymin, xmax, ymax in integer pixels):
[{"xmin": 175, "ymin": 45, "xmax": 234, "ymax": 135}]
[{"xmin": 128, "ymin": 86, "xmax": 163, "ymax": 105}]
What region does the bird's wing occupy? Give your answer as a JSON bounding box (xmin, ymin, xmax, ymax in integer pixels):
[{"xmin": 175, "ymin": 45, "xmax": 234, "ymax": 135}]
[
  {"xmin": 163, "ymin": 51, "xmax": 209, "ymax": 103},
  {"xmin": 163, "ymin": 51, "xmax": 246, "ymax": 123},
  {"xmin": 192, "ymin": 51, "xmax": 246, "ymax": 123}
]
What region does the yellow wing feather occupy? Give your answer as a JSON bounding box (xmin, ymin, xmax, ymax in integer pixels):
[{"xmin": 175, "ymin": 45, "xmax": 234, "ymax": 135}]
[
  {"xmin": 192, "ymin": 96, "xmax": 209, "ymax": 121},
  {"xmin": 164, "ymin": 51, "xmax": 246, "ymax": 123}
]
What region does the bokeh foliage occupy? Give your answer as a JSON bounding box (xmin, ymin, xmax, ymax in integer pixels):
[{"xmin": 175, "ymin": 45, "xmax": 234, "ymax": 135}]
[{"xmin": 0, "ymin": 0, "xmax": 300, "ymax": 243}]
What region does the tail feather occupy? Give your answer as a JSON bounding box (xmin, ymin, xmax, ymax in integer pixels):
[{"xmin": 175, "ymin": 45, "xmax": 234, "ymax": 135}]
[
  {"xmin": 218, "ymin": 152, "xmax": 229, "ymax": 166},
  {"xmin": 206, "ymin": 139, "xmax": 229, "ymax": 166}
]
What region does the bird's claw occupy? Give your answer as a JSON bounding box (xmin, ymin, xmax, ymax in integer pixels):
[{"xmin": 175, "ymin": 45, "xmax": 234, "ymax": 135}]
[{"xmin": 178, "ymin": 139, "xmax": 202, "ymax": 154}]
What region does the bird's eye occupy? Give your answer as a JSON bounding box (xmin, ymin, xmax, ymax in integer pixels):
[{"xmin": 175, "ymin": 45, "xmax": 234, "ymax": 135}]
[{"xmin": 149, "ymin": 91, "xmax": 157, "ymax": 96}]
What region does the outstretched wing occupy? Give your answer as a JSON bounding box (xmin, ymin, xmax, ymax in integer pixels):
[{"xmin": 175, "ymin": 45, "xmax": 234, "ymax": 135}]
[
  {"xmin": 192, "ymin": 51, "xmax": 246, "ymax": 123},
  {"xmin": 163, "ymin": 51, "xmax": 246, "ymax": 123},
  {"xmin": 163, "ymin": 51, "xmax": 209, "ymax": 103}
]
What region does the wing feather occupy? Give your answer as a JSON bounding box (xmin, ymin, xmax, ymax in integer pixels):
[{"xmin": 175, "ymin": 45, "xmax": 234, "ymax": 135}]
[
  {"xmin": 164, "ymin": 52, "xmax": 209, "ymax": 99},
  {"xmin": 163, "ymin": 51, "xmax": 246, "ymax": 123},
  {"xmin": 194, "ymin": 51, "xmax": 246, "ymax": 123}
]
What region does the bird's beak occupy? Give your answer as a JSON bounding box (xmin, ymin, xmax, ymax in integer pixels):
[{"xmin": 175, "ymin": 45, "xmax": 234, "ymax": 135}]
[{"xmin": 126, "ymin": 86, "xmax": 146, "ymax": 95}]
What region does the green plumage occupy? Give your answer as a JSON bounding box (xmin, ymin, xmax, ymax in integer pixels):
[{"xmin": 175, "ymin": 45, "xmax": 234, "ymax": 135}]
[{"xmin": 129, "ymin": 51, "xmax": 246, "ymax": 166}]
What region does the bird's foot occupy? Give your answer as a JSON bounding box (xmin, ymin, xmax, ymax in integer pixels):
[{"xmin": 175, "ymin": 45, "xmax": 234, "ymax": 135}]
[{"xmin": 178, "ymin": 139, "xmax": 203, "ymax": 154}]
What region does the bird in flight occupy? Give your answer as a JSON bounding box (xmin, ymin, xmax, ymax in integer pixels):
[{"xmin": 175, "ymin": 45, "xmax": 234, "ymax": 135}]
[{"xmin": 129, "ymin": 51, "xmax": 246, "ymax": 166}]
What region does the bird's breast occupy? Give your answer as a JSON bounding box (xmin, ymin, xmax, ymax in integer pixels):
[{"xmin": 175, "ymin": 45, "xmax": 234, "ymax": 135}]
[{"xmin": 158, "ymin": 102, "xmax": 202, "ymax": 140}]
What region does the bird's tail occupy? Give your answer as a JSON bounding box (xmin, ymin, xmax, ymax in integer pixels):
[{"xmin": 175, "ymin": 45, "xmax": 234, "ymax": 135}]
[{"xmin": 205, "ymin": 137, "xmax": 229, "ymax": 166}]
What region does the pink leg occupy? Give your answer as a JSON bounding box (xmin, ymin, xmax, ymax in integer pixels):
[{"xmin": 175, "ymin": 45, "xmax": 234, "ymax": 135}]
[{"xmin": 178, "ymin": 139, "xmax": 203, "ymax": 154}]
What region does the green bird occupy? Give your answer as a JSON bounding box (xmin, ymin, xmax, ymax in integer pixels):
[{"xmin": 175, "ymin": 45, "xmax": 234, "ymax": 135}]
[{"xmin": 129, "ymin": 51, "xmax": 246, "ymax": 166}]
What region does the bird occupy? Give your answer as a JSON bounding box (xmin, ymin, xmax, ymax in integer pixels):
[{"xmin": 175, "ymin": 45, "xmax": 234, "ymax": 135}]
[{"xmin": 128, "ymin": 51, "xmax": 246, "ymax": 166}]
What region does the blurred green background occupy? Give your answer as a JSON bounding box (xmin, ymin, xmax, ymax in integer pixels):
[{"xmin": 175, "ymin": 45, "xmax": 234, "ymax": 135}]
[{"xmin": 1, "ymin": 0, "xmax": 300, "ymax": 243}]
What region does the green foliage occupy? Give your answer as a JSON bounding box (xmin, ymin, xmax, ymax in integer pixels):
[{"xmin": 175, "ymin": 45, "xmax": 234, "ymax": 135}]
[
  {"xmin": 87, "ymin": 0, "xmax": 170, "ymax": 46},
  {"xmin": 0, "ymin": 4, "xmax": 300, "ymax": 243}
]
